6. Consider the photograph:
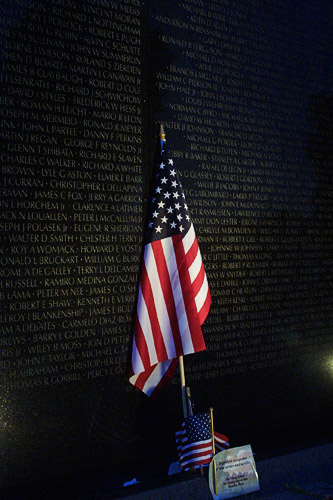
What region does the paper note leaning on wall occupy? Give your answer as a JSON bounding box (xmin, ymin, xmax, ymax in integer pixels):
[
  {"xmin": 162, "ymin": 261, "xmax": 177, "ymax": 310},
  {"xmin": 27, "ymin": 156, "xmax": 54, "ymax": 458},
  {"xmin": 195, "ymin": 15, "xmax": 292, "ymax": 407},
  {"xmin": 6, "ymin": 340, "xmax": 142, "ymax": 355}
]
[{"xmin": 209, "ymin": 444, "xmax": 260, "ymax": 499}]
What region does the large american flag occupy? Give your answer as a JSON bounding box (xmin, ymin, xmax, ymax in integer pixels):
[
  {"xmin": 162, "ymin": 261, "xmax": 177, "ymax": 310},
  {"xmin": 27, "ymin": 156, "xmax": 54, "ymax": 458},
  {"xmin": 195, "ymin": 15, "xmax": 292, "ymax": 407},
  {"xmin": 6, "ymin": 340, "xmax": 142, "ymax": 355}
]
[
  {"xmin": 175, "ymin": 413, "xmax": 229, "ymax": 469},
  {"xmin": 129, "ymin": 142, "xmax": 211, "ymax": 398}
]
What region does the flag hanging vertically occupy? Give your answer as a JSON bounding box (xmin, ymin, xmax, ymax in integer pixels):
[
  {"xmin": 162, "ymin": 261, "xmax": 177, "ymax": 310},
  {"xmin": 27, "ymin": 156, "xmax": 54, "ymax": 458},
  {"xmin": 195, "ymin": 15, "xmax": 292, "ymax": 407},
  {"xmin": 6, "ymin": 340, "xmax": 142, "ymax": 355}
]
[{"xmin": 129, "ymin": 132, "xmax": 211, "ymax": 398}]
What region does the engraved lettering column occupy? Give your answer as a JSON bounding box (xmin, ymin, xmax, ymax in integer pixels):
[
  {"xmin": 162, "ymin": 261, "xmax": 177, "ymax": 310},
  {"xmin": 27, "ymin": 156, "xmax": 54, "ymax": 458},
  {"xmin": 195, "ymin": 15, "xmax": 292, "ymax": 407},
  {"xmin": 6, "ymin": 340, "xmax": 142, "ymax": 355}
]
[
  {"xmin": 149, "ymin": 0, "xmax": 333, "ymax": 383},
  {"xmin": 0, "ymin": 0, "xmax": 143, "ymax": 390}
]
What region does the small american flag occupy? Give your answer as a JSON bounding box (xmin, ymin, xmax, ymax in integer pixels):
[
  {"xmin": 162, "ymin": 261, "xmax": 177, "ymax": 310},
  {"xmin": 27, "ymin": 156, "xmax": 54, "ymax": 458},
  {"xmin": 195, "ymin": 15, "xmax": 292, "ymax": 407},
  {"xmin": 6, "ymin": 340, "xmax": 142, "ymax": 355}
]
[
  {"xmin": 129, "ymin": 140, "xmax": 211, "ymax": 398},
  {"xmin": 214, "ymin": 430, "xmax": 230, "ymax": 452},
  {"xmin": 176, "ymin": 413, "xmax": 229, "ymax": 469}
]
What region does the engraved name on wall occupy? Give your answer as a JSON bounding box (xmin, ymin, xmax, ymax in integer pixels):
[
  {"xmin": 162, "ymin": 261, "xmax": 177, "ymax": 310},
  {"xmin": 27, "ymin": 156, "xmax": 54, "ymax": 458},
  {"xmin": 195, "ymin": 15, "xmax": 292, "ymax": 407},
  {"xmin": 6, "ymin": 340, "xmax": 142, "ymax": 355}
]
[
  {"xmin": 149, "ymin": 0, "xmax": 332, "ymax": 384},
  {"xmin": 0, "ymin": 0, "xmax": 143, "ymax": 389}
]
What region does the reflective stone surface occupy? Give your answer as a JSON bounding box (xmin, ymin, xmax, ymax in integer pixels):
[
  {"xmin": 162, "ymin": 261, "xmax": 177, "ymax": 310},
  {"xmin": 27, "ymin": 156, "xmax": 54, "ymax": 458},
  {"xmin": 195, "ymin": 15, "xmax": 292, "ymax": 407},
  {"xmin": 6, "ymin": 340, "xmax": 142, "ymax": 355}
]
[{"xmin": 0, "ymin": 0, "xmax": 332, "ymax": 497}]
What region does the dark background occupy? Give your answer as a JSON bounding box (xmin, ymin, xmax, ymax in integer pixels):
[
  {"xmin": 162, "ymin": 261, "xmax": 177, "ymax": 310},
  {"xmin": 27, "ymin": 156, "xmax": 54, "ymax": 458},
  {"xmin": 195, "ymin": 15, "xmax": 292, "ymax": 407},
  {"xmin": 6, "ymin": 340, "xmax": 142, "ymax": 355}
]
[{"xmin": 0, "ymin": 0, "xmax": 332, "ymax": 498}]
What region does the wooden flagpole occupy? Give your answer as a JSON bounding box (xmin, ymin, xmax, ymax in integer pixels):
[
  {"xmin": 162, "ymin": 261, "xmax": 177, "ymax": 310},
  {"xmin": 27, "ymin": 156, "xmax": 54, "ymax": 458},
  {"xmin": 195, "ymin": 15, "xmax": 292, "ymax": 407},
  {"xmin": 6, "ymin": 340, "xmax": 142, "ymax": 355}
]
[
  {"xmin": 209, "ymin": 407, "xmax": 216, "ymax": 455},
  {"xmin": 179, "ymin": 355, "xmax": 190, "ymax": 418},
  {"xmin": 159, "ymin": 125, "xmax": 190, "ymax": 420},
  {"xmin": 159, "ymin": 124, "xmax": 192, "ymax": 421},
  {"xmin": 210, "ymin": 407, "xmax": 218, "ymax": 494},
  {"xmin": 160, "ymin": 123, "xmax": 166, "ymax": 149}
]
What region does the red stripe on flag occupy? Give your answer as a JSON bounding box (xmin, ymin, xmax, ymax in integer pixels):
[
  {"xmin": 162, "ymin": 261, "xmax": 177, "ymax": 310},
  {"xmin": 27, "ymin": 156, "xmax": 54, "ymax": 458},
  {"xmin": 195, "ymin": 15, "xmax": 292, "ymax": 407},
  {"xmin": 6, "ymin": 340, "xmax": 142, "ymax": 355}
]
[
  {"xmin": 133, "ymin": 313, "xmax": 150, "ymax": 369},
  {"xmin": 140, "ymin": 259, "xmax": 168, "ymax": 361},
  {"xmin": 151, "ymin": 240, "xmax": 184, "ymax": 356},
  {"xmin": 197, "ymin": 289, "xmax": 211, "ymax": 324},
  {"xmin": 191, "ymin": 261, "xmax": 206, "ymax": 298},
  {"xmin": 172, "ymin": 234, "xmax": 206, "ymax": 353},
  {"xmin": 134, "ymin": 369, "xmax": 153, "ymax": 392},
  {"xmin": 184, "ymin": 235, "xmax": 199, "ymax": 268},
  {"xmin": 179, "ymin": 441, "xmax": 212, "ymax": 467},
  {"xmin": 214, "ymin": 430, "xmax": 229, "ymax": 450},
  {"xmin": 149, "ymin": 358, "xmax": 178, "ymax": 400}
]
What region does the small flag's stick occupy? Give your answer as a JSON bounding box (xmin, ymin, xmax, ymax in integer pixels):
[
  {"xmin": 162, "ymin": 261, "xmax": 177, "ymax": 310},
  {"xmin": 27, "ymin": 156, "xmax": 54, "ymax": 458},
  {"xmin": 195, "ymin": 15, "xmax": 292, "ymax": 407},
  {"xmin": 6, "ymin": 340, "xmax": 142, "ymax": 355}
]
[
  {"xmin": 160, "ymin": 124, "xmax": 166, "ymax": 150},
  {"xmin": 179, "ymin": 355, "xmax": 189, "ymax": 418},
  {"xmin": 186, "ymin": 387, "xmax": 193, "ymax": 417},
  {"xmin": 209, "ymin": 407, "xmax": 216, "ymax": 455},
  {"xmin": 210, "ymin": 407, "xmax": 218, "ymax": 494}
]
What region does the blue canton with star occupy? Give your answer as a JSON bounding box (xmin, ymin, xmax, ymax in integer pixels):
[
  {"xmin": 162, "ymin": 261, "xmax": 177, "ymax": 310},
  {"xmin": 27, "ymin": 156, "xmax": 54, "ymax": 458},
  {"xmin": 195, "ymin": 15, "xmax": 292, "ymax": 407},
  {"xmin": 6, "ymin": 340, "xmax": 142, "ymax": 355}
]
[
  {"xmin": 147, "ymin": 149, "xmax": 191, "ymax": 242},
  {"xmin": 185, "ymin": 412, "xmax": 212, "ymax": 443}
]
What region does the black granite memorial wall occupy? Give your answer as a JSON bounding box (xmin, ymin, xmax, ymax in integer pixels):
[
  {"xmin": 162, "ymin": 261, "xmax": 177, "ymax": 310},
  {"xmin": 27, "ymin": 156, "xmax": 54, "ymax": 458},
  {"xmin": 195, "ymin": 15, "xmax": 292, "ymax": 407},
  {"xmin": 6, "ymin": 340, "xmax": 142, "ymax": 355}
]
[{"xmin": 0, "ymin": 0, "xmax": 332, "ymax": 497}]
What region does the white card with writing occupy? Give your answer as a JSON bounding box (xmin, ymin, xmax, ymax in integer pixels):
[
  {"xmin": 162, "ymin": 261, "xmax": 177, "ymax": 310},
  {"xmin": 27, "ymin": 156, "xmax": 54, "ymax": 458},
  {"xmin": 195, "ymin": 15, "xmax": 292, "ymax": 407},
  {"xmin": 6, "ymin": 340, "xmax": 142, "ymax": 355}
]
[{"xmin": 209, "ymin": 445, "xmax": 260, "ymax": 499}]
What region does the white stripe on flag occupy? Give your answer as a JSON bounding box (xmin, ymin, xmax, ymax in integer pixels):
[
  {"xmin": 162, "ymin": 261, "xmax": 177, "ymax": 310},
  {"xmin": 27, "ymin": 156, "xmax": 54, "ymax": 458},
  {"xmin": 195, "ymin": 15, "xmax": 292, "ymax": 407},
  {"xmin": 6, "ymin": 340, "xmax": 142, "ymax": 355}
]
[
  {"xmin": 161, "ymin": 237, "xmax": 194, "ymax": 353},
  {"xmin": 181, "ymin": 438, "xmax": 211, "ymax": 452},
  {"xmin": 182, "ymin": 223, "xmax": 195, "ymax": 254},
  {"xmin": 181, "ymin": 453, "xmax": 212, "ymax": 467},
  {"xmin": 180, "ymin": 446, "xmax": 212, "ymax": 460},
  {"xmin": 136, "ymin": 285, "xmax": 158, "ymax": 366},
  {"xmin": 129, "ymin": 372, "xmax": 139, "ymax": 386},
  {"xmin": 141, "ymin": 359, "xmax": 173, "ymax": 397},
  {"xmin": 188, "ymin": 248, "xmax": 202, "ymax": 284},
  {"xmin": 144, "ymin": 243, "xmax": 177, "ymax": 359},
  {"xmin": 183, "ymin": 224, "xmax": 209, "ymax": 315},
  {"xmin": 131, "ymin": 337, "xmax": 144, "ymax": 375},
  {"xmin": 195, "ymin": 272, "xmax": 209, "ymax": 313}
]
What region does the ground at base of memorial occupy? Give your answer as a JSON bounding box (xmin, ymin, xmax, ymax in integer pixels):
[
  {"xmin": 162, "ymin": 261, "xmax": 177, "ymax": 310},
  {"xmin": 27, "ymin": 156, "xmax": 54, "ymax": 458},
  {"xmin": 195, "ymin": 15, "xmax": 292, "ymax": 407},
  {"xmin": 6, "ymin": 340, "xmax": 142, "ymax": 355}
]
[
  {"xmin": 3, "ymin": 442, "xmax": 332, "ymax": 500},
  {"xmin": 104, "ymin": 442, "xmax": 333, "ymax": 500},
  {"xmin": 245, "ymin": 482, "xmax": 333, "ymax": 500}
]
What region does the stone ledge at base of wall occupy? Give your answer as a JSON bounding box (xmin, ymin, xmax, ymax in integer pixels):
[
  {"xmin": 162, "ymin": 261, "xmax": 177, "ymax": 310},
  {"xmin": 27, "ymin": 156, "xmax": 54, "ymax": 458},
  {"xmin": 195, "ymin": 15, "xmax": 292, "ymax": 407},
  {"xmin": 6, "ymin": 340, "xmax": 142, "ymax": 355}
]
[{"xmin": 114, "ymin": 442, "xmax": 333, "ymax": 500}]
